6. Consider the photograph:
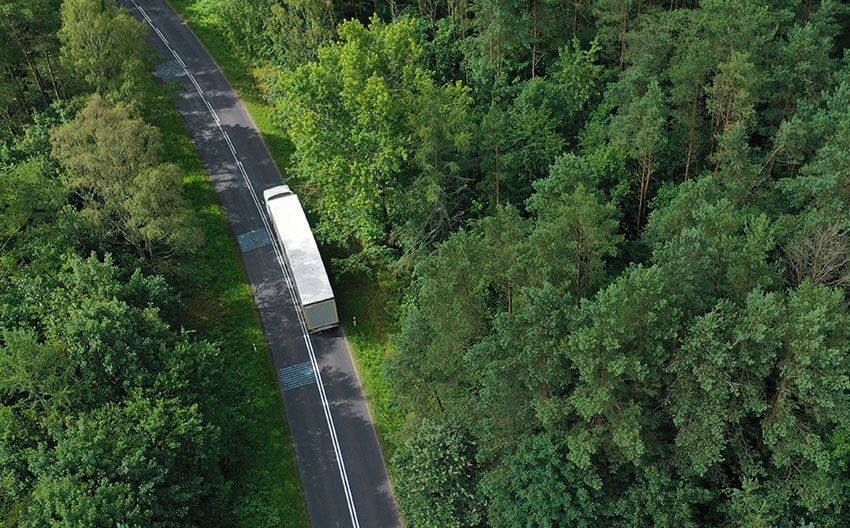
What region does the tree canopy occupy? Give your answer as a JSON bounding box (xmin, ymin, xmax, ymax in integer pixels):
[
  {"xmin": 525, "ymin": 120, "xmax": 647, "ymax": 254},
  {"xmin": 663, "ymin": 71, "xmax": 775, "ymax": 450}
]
[
  {"xmin": 6, "ymin": 0, "xmax": 850, "ymax": 525},
  {"xmin": 0, "ymin": 0, "xmax": 285, "ymax": 525},
  {"xmin": 234, "ymin": 0, "xmax": 850, "ymax": 525},
  {"xmin": 201, "ymin": 0, "xmax": 850, "ymax": 525}
]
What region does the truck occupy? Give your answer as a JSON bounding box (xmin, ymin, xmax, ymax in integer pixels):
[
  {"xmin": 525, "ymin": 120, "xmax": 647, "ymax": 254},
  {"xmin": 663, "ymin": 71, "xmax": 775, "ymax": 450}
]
[{"xmin": 263, "ymin": 185, "xmax": 339, "ymax": 332}]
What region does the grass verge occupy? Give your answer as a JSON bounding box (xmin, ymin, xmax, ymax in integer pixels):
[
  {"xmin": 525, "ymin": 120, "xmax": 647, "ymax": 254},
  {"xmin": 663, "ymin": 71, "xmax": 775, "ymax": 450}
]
[
  {"xmin": 166, "ymin": 0, "xmax": 406, "ymax": 457},
  {"xmin": 336, "ymin": 273, "xmax": 405, "ymax": 455},
  {"xmin": 153, "ymin": 82, "xmax": 310, "ymax": 526}
]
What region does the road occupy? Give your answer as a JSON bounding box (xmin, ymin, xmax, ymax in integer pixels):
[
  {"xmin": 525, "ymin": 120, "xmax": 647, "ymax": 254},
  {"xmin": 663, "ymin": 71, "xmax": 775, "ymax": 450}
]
[{"xmin": 122, "ymin": 1, "xmax": 402, "ymax": 526}]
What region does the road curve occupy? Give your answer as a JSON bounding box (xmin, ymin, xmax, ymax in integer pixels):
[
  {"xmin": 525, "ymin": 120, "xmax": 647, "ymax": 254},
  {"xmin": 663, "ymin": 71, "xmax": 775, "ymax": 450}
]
[{"xmin": 122, "ymin": 1, "xmax": 402, "ymax": 526}]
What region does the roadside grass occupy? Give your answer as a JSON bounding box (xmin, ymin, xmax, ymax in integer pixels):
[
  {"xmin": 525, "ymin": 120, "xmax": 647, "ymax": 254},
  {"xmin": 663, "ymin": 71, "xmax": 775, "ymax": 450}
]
[
  {"xmin": 152, "ymin": 84, "xmax": 310, "ymax": 527},
  {"xmin": 336, "ymin": 272, "xmax": 405, "ymax": 455},
  {"xmin": 167, "ymin": 0, "xmax": 406, "ymax": 457}
]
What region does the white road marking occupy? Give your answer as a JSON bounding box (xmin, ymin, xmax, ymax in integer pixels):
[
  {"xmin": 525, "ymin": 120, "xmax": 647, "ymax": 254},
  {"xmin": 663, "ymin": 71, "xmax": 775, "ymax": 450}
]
[{"xmin": 128, "ymin": 1, "xmax": 360, "ymax": 526}]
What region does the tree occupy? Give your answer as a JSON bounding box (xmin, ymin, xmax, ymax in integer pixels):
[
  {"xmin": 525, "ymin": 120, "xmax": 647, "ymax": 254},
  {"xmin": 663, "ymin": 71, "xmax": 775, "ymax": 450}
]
[
  {"xmin": 474, "ymin": 41, "xmax": 606, "ymax": 211},
  {"xmin": 786, "ymin": 222, "xmax": 850, "ymax": 289},
  {"xmin": 760, "ymin": 282, "xmax": 850, "ymax": 516},
  {"xmin": 265, "ymin": 0, "xmax": 336, "ymax": 70},
  {"xmin": 668, "ymin": 296, "xmax": 779, "ymax": 477},
  {"xmin": 0, "ymin": 0, "xmax": 298, "ymax": 524},
  {"xmin": 610, "ymin": 78, "xmax": 667, "ymax": 230},
  {"xmin": 466, "ymin": 0, "xmax": 570, "ymax": 92},
  {"xmin": 477, "ymin": 80, "xmax": 566, "ymax": 207},
  {"xmin": 274, "ymin": 16, "xmax": 473, "ymax": 253},
  {"xmin": 35, "ymin": 253, "xmax": 172, "ymax": 408},
  {"xmin": 528, "ymin": 159, "xmax": 622, "ymax": 302},
  {"xmin": 610, "ymin": 466, "xmax": 708, "ymax": 528},
  {"xmin": 58, "ymin": 0, "xmax": 153, "ymax": 106},
  {"xmin": 0, "ymin": 0, "xmax": 63, "ymax": 132},
  {"xmin": 389, "ymin": 229, "xmax": 489, "ymax": 416},
  {"xmin": 667, "ymin": 283, "xmax": 850, "ymax": 521},
  {"xmin": 150, "ymin": 0, "xmax": 850, "ymax": 525},
  {"xmin": 22, "ymin": 396, "xmax": 222, "ymax": 528},
  {"xmin": 392, "ymin": 419, "xmax": 482, "ymax": 528},
  {"xmin": 0, "ymin": 329, "xmax": 71, "ymax": 417},
  {"xmin": 469, "ymin": 284, "xmax": 573, "ymax": 456},
  {"xmin": 395, "ymin": 79, "xmax": 473, "ymax": 256},
  {"xmin": 51, "ymin": 95, "xmax": 201, "ymax": 260},
  {"xmin": 644, "ymin": 174, "xmax": 779, "ymax": 306},
  {"xmin": 0, "ymin": 156, "xmax": 65, "ymax": 253},
  {"xmin": 0, "ymin": 249, "xmax": 231, "ymax": 526},
  {"xmin": 390, "ymin": 205, "xmax": 531, "ymax": 416},
  {"xmin": 666, "ymin": 9, "xmax": 714, "ymax": 181},
  {"xmin": 591, "ymin": 0, "xmax": 636, "ymax": 65},
  {"xmin": 762, "ymin": 1, "xmax": 844, "ymax": 129},
  {"xmin": 482, "ymin": 433, "xmax": 597, "ymax": 527},
  {"xmin": 564, "ymin": 265, "xmax": 680, "ymax": 476},
  {"xmin": 208, "ymin": 0, "xmax": 276, "ymax": 65},
  {"xmin": 779, "ymin": 78, "xmax": 850, "ymax": 208},
  {"xmin": 706, "ymin": 51, "xmax": 761, "ymax": 201}
]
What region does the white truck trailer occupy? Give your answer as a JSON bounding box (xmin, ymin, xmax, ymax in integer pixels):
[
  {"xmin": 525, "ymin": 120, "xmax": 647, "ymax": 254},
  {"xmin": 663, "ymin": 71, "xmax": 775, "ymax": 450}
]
[{"xmin": 263, "ymin": 185, "xmax": 339, "ymax": 332}]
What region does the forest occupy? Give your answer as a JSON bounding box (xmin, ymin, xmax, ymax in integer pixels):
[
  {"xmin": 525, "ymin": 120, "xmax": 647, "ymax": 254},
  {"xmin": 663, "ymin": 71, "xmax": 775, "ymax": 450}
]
[
  {"xmin": 0, "ymin": 0, "xmax": 307, "ymax": 526},
  {"xmin": 202, "ymin": 0, "xmax": 850, "ymax": 526},
  {"xmin": 3, "ymin": 0, "xmax": 850, "ymax": 526}
]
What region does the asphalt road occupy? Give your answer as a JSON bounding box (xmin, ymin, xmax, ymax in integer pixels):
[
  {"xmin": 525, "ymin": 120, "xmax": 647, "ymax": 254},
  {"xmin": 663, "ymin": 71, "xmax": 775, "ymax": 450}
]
[{"xmin": 121, "ymin": 1, "xmax": 402, "ymax": 526}]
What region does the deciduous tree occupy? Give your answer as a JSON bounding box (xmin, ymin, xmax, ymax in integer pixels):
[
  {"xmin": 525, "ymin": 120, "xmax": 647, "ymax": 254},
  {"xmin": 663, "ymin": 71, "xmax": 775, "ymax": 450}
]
[
  {"xmin": 58, "ymin": 0, "xmax": 153, "ymax": 107},
  {"xmin": 51, "ymin": 96, "xmax": 201, "ymax": 260}
]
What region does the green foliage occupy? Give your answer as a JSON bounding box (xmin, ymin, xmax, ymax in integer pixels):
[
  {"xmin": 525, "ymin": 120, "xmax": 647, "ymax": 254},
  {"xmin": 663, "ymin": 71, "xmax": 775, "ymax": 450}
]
[
  {"xmin": 58, "ymin": 0, "xmax": 154, "ymax": 107},
  {"xmin": 390, "ymin": 167, "xmax": 622, "ymax": 421},
  {"xmin": 0, "ymin": 254, "xmax": 227, "ymax": 526},
  {"xmin": 610, "ymin": 467, "xmax": 709, "ymax": 528},
  {"xmin": 202, "ymin": 0, "xmax": 277, "ymax": 63},
  {"xmin": 387, "ymin": 3, "xmax": 850, "ymax": 520},
  {"xmin": 274, "ymin": 15, "xmax": 473, "ymax": 253},
  {"xmin": 0, "ymin": 0, "xmax": 64, "ymax": 138},
  {"xmin": 566, "ymin": 265, "xmax": 680, "ymax": 471},
  {"xmin": 23, "ymin": 396, "xmax": 222, "ymax": 528},
  {"xmin": 0, "ymin": 0, "xmax": 309, "ymax": 525},
  {"xmin": 483, "ymin": 436, "xmax": 596, "ymax": 527},
  {"xmin": 0, "ymin": 156, "xmax": 66, "ymax": 256},
  {"xmin": 481, "ymin": 433, "xmax": 598, "ymax": 527},
  {"xmin": 389, "ymin": 206, "xmax": 531, "ymax": 415},
  {"xmin": 51, "ymin": 95, "xmax": 202, "ymax": 261},
  {"xmin": 392, "ymin": 419, "xmax": 482, "ymax": 528},
  {"xmin": 98, "ymin": 0, "xmax": 850, "ymax": 526},
  {"xmin": 610, "ymin": 78, "xmax": 667, "ymax": 229},
  {"xmin": 465, "ymin": 0, "xmax": 572, "ymax": 93},
  {"xmin": 477, "ymin": 83, "xmax": 565, "ymax": 206},
  {"xmin": 265, "ymin": 0, "xmax": 336, "ymax": 69},
  {"xmin": 467, "ymin": 284, "xmax": 574, "ymax": 459},
  {"xmin": 528, "ymin": 180, "xmax": 622, "ymax": 301},
  {"xmin": 476, "ymin": 39, "xmax": 605, "ymax": 208}
]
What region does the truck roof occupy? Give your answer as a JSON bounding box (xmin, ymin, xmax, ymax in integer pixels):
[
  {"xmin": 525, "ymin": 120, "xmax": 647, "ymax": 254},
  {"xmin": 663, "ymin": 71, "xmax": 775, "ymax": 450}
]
[{"xmin": 265, "ymin": 187, "xmax": 335, "ymax": 306}]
